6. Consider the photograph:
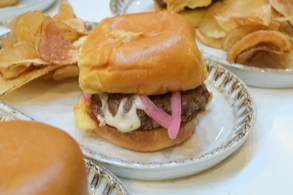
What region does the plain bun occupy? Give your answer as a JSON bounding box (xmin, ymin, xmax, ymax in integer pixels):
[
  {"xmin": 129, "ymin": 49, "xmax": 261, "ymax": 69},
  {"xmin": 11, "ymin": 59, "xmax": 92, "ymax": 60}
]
[
  {"xmin": 0, "ymin": 121, "xmax": 88, "ymax": 195},
  {"xmin": 78, "ymin": 11, "xmax": 207, "ymax": 95},
  {"xmin": 74, "ymin": 97, "xmax": 197, "ymax": 152}
]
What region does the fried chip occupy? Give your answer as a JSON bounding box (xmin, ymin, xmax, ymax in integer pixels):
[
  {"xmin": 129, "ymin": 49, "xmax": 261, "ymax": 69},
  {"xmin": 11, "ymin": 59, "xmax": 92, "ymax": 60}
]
[
  {"xmin": 267, "ymin": 49, "xmax": 293, "ymax": 69},
  {"xmin": 222, "ymin": 23, "xmax": 280, "ymax": 52},
  {"xmin": 236, "ymin": 50, "xmax": 285, "ymax": 69},
  {"xmin": 52, "ymin": 65, "xmax": 79, "ymax": 81},
  {"xmin": 0, "ymin": 65, "xmax": 29, "ymax": 79},
  {"xmin": 199, "ymin": 2, "xmax": 226, "ymax": 38},
  {"xmin": 179, "ymin": 8, "xmax": 207, "ymax": 28},
  {"xmin": 63, "ymin": 18, "xmax": 88, "ymax": 34},
  {"xmin": 227, "ymin": 30, "xmax": 292, "ymax": 63},
  {"xmin": 16, "ymin": 24, "xmax": 35, "ymax": 44},
  {"xmin": 269, "ymin": 0, "xmax": 293, "ymax": 17},
  {"xmin": 55, "ymin": 21, "xmax": 81, "ymax": 43},
  {"xmin": 216, "ymin": 0, "xmax": 271, "ymax": 31},
  {"xmin": 35, "ymin": 16, "xmax": 79, "ymax": 65},
  {"xmin": 54, "ymin": 0, "xmax": 76, "ymax": 21},
  {"xmin": 0, "ymin": 41, "xmax": 48, "ymax": 69},
  {"xmin": 164, "ymin": 0, "xmax": 212, "ymax": 12},
  {"xmin": 14, "ymin": 11, "xmax": 45, "ymax": 35},
  {"xmin": 1, "ymin": 32, "xmax": 18, "ymax": 49},
  {"xmin": 0, "ymin": 65, "xmax": 61, "ymax": 96},
  {"xmin": 72, "ymin": 36, "xmax": 87, "ymax": 48},
  {"xmin": 195, "ymin": 28, "xmax": 223, "ymax": 49},
  {"xmin": 2, "ymin": 16, "xmax": 17, "ymax": 32},
  {"xmin": 279, "ymin": 21, "xmax": 293, "ymax": 37}
]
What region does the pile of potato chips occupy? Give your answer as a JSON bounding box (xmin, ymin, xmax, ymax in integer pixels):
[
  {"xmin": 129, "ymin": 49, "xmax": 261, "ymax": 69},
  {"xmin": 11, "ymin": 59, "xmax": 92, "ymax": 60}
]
[
  {"xmin": 0, "ymin": 0, "xmax": 88, "ymax": 95},
  {"xmin": 195, "ymin": 0, "xmax": 293, "ymax": 69}
]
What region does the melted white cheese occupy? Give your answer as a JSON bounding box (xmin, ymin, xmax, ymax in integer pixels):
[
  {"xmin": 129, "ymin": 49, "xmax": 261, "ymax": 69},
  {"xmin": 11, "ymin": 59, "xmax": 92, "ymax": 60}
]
[{"xmin": 96, "ymin": 94, "xmax": 145, "ymax": 132}]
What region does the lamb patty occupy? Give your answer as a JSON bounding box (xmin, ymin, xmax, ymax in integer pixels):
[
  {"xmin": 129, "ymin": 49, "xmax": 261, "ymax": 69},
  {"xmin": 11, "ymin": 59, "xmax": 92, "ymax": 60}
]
[{"xmin": 89, "ymin": 84, "xmax": 210, "ymax": 130}]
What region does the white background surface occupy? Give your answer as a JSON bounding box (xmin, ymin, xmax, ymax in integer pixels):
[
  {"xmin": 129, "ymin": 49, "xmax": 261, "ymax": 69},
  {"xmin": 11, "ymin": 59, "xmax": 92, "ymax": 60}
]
[{"xmin": 1, "ymin": 0, "xmax": 293, "ymax": 194}]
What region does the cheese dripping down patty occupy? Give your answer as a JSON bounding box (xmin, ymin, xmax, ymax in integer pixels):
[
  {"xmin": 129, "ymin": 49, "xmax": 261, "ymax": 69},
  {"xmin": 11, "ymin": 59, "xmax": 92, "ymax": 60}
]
[{"xmin": 96, "ymin": 93, "xmax": 145, "ymax": 132}]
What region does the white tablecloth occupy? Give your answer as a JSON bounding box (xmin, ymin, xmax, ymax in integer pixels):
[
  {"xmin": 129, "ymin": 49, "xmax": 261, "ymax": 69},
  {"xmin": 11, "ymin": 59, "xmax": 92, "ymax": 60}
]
[{"xmin": 1, "ymin": 1, "xmax": 293, "ymax": 194}]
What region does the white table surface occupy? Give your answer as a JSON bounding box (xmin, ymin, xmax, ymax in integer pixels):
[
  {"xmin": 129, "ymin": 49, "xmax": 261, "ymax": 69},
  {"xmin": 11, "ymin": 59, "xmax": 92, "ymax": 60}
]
[{"xmin": 1, "ymin": 0, "xmax": 293, "ymax": 194}]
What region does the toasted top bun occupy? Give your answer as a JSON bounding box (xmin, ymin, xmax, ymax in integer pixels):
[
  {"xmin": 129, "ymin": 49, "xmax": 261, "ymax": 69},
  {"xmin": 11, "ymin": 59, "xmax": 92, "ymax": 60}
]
[
  {"xmin": 164, "ymin": 0, "xmax": 212, "ymax": 12},
  {"xmin": 0, "ymin": 121, "xmax": 88, "ymax": 195},
  {"xmin": 79, "ymin": 11, "xmax": 207, "ymax": 95}
]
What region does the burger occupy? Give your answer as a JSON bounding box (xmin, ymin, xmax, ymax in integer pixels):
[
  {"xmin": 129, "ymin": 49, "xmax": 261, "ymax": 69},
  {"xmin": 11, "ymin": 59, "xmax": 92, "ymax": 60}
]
[
  {"xmin": 154, "ymin": 0, "xmax": 219, "ymax": 27},
  {"xmin": 73, "ymin": 11, "xmax": 212, "ymax": 152},
  {"xmin": 0, "ymin": 121, "xmax": 88, "ymax": 195}
]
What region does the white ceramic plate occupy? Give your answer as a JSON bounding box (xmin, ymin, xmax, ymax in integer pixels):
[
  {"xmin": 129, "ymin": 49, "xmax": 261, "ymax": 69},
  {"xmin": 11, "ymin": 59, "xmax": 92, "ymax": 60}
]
[
  {"xmin": 0, "ymin": 0, "xmax": 55, "ymax": 22},
  {"xmin": 110, "ymin": 0, "xmax": 293, "ymax": 89},
  {"xmin": 2, "ymin": 61, "xmax": 256, "ymax": 180},
  {"xmin": 0, "ymin": 100, "xmax": 130, "ymax": 195}
]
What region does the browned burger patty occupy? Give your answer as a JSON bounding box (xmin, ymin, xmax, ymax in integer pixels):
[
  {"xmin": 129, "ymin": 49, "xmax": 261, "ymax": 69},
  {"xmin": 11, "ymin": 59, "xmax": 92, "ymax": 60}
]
[{"xmin": 89, "ymin": 84, "xmax": 210, "ymax": 130}]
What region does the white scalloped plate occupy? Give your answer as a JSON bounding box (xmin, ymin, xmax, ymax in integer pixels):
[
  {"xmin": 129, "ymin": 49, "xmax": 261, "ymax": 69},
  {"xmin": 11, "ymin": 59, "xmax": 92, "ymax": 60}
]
[
  {"xmin": 2, "ymin": 62, "xmax": 256, "ymax": 180},
  {"xmin": 110, "ymin": 0, "xmax": 293, "ymax": 89},
  {"xmin": 0, "ymin": 0, "xmax": 55, "ymax": 22}
]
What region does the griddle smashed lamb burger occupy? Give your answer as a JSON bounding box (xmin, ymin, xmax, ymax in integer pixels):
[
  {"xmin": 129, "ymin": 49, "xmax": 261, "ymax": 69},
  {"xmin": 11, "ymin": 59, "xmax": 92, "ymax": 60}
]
[{"xmin": 73, "ymin": 11, "xmax": 212, "ymax": 152}]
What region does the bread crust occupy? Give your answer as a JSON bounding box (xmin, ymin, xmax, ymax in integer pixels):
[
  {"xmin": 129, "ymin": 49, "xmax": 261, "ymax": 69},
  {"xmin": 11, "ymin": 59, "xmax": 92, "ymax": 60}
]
[{"xmin": 78, "ymin": 11, "xmax": 207, "ymax": 95}]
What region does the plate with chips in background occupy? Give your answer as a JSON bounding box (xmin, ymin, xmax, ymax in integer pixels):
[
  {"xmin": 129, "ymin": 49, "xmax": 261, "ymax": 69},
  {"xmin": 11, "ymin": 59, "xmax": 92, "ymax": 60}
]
[
  {"xmin": 110, "ymin": 0, "xmax": 293, "ymax": 88},
  {"xmin": 0, "ymin": 0, "xmax": 56, "ymax": 22}
]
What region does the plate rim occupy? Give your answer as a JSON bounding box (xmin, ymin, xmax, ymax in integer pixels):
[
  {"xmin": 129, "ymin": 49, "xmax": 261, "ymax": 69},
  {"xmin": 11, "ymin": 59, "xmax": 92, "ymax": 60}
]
[{"xmin": 81, "ymin": 61, "xmax": 257, "ymax": 169}]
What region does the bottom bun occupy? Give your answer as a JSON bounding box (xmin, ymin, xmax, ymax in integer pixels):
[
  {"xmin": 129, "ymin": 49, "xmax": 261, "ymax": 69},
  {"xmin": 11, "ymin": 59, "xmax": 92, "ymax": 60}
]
[{"xmin": 74, "ymin": 98, "xmax": 197, "ymax": 152}]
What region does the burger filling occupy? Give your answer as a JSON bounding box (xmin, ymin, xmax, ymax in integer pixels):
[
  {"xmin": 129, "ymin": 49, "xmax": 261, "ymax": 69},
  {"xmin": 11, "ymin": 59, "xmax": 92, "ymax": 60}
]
[{"xmin": 88, "ymin": 84, "xmax": 210, "ymax": 133}]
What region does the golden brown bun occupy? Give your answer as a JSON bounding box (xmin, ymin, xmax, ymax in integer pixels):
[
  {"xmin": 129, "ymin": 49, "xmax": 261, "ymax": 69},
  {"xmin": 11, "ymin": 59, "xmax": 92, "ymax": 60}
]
[
  {"xmin": 79, "ymin": 11, "xmax": 207, "ymax": 95},
  {"xmin": 163, "ymin": 0, "xmax": 212, "ymax": 12},
  {"xmin": 74, "ymin": 97, "xmax": 199, "ymax": 152},
  {"xmin": 0, "ymin": 121, "xmax": 88, "ymax": 195}
]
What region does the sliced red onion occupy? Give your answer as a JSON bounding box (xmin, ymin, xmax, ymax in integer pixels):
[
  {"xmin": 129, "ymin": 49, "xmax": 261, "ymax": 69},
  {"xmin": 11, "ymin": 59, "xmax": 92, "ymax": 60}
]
[
  {"xmin": 82, "ymin": 93, "xmax": 92, "ymax": 103},
  {"xmin": 139, "ymin": 95, "xmax": 172, "ymax": 129},
  {"xmin": 168, "ymin": 91, "xmax": 181, "ymax": 140},
  {"xmin": 139, "ymin": 91, "xmax": 182, "ymax": 140}
]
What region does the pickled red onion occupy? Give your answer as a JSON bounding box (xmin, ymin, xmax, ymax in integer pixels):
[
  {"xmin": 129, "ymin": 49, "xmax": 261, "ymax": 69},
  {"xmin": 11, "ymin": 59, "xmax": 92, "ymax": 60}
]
[
  {"xmin": 139, "ymin": 95, "xmax": 172, "ymax": 129},
  {"xmin": 168, "ymin": 91, "xmax": 181, "ymax": 140},
  {"xmin": 139, "ymin": 92, "xmax": 182, "ymax": 140},
  {"xmin": 82, "ymin": 93, "xmax": 92, "ymax": 103}
]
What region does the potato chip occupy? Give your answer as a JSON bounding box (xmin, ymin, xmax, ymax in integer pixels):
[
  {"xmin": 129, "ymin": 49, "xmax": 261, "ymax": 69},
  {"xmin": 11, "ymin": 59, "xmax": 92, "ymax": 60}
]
[
  {"xmin": 1, "ymin": 32, "xmax": 18, "ymax": 49},
  {"xmin": 0, "ymin": 65, "xmax": 29, "ymax": 79},
  {"xmin": 199, "ymin": 2, "xmax": 226, "ymax": 38},
  {"xmin": 55, "ymin": 21, "xmax": 81, "ymax": 43},
  {"xmin": 14, "ymin": 11, "xmax": 45, "ymax": 35},
  {"xmin": 16, "ymin": 24, "xmax": 35, "ymax": 44},
  {"xmin": 0, "ymin": 65, "xmax": 61, "ymax": 96},
  {"xmin": 54, "ymin": 0, "xmax": 76, "ymax": 21},
  {"xmin": 279, "ymin": 21, "xmax": 293, "ymax": 37},
  {"xmin": 72, "ymin": 36, "xmax": 87, "ymax": 48},
  {"xmin": 63, "ymin": 18, "xmax": 88, "ymax": 34},
  {"xmin": 195, "ymin": 28, "xmax": 223, "ymax": 49},
  {"xmin": 267, "ymin": 49, "xmax": 293, "ymax": 69},
  {"xmin": 227, "ymin": 30, "xmax": 292, "ymax": 63},
  {"xmin": 236, "ymin": 50, "xmax": 285, "ymax": 69},
  {"xmin": 178, "ymin": 8, "xmax": 207, "ymax": 28},
  {"xmin": 164, "ymin": 0, "xmax": 212, "ymax": 12},
  {"xmin": 269, "ymin": 0, "xmax": 293, "ymax": 17},
  {"xmin": 0, "ymin": 41, "xmax": 48, "ymax": 69},
  {"xmin": 216, "ymin": 0, "xmax": 271, "ymax": 30},
  {"xmin": 35, "ymin": 16, "xmax": 79, "ymax": 65},
  {"xmin": 52, "ymin": 65, "xmax": 79, "ymax": 81},
  {"xmin": 222, "ymin": 23, "xmax": 279, "ymax": 52}
]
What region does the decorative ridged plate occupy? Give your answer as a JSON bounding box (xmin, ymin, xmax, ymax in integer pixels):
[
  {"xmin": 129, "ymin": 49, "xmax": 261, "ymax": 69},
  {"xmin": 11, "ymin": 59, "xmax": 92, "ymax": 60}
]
[
  {"xmin": 0, "ymin": 101, "xmax": 130, "ymax": 195},
  {"xmin": 110, "ymin": 0, "xmax": 293, "ymax": 88}
]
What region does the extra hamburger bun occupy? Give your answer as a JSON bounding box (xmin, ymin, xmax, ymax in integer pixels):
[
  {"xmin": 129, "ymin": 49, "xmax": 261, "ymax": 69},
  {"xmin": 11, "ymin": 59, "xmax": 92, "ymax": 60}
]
[
  {"xmin": 0, "ymin": 121, "xmax": 88, "ymax": 195},
  {"xmin": 78, "ymin": 11, "xmax": 207, "ymax": 95}
]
